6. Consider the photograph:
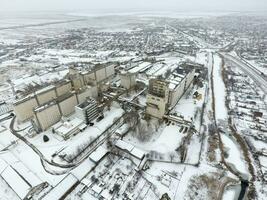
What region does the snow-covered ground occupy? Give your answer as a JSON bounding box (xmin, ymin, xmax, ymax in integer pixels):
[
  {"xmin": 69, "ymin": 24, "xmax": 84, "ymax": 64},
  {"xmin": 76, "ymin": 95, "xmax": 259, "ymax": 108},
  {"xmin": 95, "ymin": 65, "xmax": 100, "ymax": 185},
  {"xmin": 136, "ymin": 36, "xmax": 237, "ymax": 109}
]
[
  {"xmin": 124, "ymin": 124, "xmax": 185, "ymax": 154},
  {"xmin": 213, "ymin": 54, "xmax": 227, "ymax": 121}
]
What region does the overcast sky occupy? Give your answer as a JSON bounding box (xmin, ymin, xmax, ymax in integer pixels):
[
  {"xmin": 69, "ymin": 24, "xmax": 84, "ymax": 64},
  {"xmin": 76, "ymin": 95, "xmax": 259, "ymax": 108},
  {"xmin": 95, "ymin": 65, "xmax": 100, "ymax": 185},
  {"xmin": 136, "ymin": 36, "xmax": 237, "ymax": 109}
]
[{"xmin": 1, "ymin": 0, "xmax": 266, "ymax": 12}]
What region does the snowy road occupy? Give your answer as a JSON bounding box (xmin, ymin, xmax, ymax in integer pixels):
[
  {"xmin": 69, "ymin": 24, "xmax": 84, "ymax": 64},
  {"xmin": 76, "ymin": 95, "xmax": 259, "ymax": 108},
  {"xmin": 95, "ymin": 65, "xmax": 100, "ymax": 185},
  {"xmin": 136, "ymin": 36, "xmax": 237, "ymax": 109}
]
[{"xmin": 221, "ymin": 53, "xmax": 267, "ymax": 94}]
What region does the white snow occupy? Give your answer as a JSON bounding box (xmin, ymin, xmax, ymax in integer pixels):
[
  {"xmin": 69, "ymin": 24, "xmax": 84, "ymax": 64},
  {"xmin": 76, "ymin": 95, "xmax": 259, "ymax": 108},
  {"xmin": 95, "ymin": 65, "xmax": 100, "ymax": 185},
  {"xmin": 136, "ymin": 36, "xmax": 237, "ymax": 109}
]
[
  {"xmin": 89, "ymin": 146, "xmax": 108, "ymax": 163},
  {"xmin": 1, "ymin": 166, "xmax": 31, "ymax": 199},
  {"xmin": 42, "ymin": 173, "xmax": 78, "ymax": 200},
  {"xmin": 213, "ymin": 54, "xmax": 227, "ymax": 120},
  {"xmin": 125, "ymin": 124, "xmax": 184, "ymax": 154}
]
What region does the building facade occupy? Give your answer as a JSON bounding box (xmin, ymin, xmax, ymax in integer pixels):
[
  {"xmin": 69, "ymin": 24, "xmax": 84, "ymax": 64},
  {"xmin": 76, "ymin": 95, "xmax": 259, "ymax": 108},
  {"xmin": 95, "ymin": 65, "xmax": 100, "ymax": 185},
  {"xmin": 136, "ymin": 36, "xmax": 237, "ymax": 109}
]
[
  {"xmin": 75, "ymin": 98, "xmax": 99, "ymax": 124},
  {"xmin": 120, "ymin": 72, "xmax": 137, "ymax": 90},
  {"xmin": 146, "ymin": 79, "xmax": 169, "ymax": 118}
]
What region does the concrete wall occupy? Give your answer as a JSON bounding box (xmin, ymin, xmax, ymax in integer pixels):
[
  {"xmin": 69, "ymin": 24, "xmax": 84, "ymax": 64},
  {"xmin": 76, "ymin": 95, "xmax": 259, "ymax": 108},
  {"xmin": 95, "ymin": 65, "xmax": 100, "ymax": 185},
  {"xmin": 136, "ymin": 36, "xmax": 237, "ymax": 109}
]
[
  {"xmin": 58, "ymin": 95, "xmax": 78, "ymax": 117},
  {"xmin": 56, "ymin": 82, "xmax": 72, "ymax": 96},
  {"xmin": 146, "ymin": 94, "xmax": 167, "ymax": 118},
  {"xmin": 77, "ymin": 86, "xmax": 98, "ymax": 104},
  {"xmin": 168, "ymin": 69, "xmax": 195, "ymax": 108},
  {"xmin": 185, "ymin": 69, "xmax": 195, "ymax": 89},
  {"xmin": 36, "ymin": 89, "xmax": 57, "ymax": 105},
  {"xmin": 120, "ymin": 73, "xmax": 136, "ymax": 89},
  {"xmin": 96, "ymin": 68, "xmax": 106, "ymax": 82},
  {"xmin": 106, "ymin": 65, "xmax": 115, "ymax": 77},
  {"xmin": 13, "ymin": 97, "xmax": 38, "ymax": 122},
  {"xmin": 34, "ymin": 104, "xmax": 61, "ymax": 131},
  {"xmin": 72, "ymin": 77, "xmax": 84, "ymax": 90},
  {"xmin": 168, "ymin": 79, "xmax": 186, "ymax": 108}
]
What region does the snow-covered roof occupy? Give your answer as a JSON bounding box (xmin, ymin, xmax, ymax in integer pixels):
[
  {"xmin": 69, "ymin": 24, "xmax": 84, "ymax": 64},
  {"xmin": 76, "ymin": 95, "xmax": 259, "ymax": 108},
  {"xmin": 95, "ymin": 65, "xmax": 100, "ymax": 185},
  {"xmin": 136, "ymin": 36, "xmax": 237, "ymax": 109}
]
[
  {"xmin": 128, "ymin": 62, "xmax": 151, "ymax": 73},
  {"xmin": 92, "ymin": 184, "xmax": 103, "ymax": 194},
  {"xmin": 101, "ymin": 189, "xmax": 113, "ymax": 200},
  {"xmin": 55, "ymin": 118, "xmax": 84, "ymax": 137},
  {"xmin": 42, "ymin": 173, "xmax": 78, "ymax": 200},
  {"xmin": 115, "ymin": 124, "xmax": 129, "ymax": 136},
  {"xmin": 0, "ymin": 159, "xmax": 8, "ymax": 174},
  {"xmin": 115, "ymin": 140, "xmax": 134, "ymax": 152},
  {"xmin": 131, "ymin": 148, "xmax": 145, "ymax": 160},
  {"xmin": 1, "ymin": 166, "xmax": 31, "ymax": 199},
  {"xmin": 89, "ymin": 146, "xmax": 108, "ymax": 163},
  {"xmin": 115, "ymin": 140, "xmax": 145, "ymax": 160},
  {"xmin": 12, "ymin": 162, "xmax": 43, "ymax": 187},
  {"xmin": 35, "ymin": 85, "xmax": 55, "ymax": 95}
]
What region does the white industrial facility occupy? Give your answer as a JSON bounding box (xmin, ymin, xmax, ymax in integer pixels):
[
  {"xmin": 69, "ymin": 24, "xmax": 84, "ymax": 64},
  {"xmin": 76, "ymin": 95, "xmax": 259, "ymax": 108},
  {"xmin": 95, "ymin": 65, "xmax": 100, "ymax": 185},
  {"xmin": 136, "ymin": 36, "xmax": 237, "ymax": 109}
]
[{"xmin": 12, "ymin": 63, "xmax": 115, "ymax": 133}]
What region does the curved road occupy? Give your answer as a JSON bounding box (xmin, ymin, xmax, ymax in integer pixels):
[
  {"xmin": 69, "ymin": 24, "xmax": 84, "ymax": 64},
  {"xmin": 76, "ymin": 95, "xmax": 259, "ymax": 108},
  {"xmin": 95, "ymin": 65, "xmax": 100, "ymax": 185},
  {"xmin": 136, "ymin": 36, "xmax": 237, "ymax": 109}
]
[
  {"xmin": 9, "ymin": 116, "xmax": 76, "ymax": 170},
  {"xmin": 221, "ymin": 53, "xmax": 267, "ymax": 94}
]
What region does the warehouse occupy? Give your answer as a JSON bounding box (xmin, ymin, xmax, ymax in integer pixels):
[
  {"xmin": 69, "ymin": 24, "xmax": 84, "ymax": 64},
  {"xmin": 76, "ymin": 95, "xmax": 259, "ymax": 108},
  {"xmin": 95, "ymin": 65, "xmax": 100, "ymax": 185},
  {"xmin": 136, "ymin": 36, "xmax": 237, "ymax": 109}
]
[
  {"xmin": 71, "ymin": 63, "xmax": 115, "ymax": 85},
  {"xmin": 0, "ymin": 159, "xmax": 46, "ymax": 200}
]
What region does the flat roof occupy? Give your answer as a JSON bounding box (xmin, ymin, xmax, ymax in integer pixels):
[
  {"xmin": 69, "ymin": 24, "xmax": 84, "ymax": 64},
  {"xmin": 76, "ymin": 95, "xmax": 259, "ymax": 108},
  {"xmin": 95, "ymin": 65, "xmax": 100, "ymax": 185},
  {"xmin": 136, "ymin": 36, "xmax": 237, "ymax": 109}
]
[
  {"xmin": 34, "ymin": 101, "xmax": 57, "ymax": 113},
  {"xmin": 13, "ymin": 94, "xmax": 36, "ymax": 106},
  {"xmin": 115, "ymin": 140, "xmax": 145, "ymax": 160},
  {"xmin": 55, "ymin": 118, "xmax": 84, "ymax": 136},
  {"xmin": 55, "ymin": 79, "xmax": 71, "ymax": 87},
  {"xmin": 128, "ymin": 62, "xmax": 151, "ymax": 73},
  {"xmin": 89, "ymin": 146, "xmax": 108, "ymax": 163},
  {"xmin": 42, "ymin": 174, "xmax": 78, "ymax": 200},
  {"xmin": 1, "ymin": 166, "xmax": 31, "ymax": 199},
  {"xmin": 92, "ymin": 184, "xmax": 103, "ymax": 194},
  {"xmin": 35, "ymin": 85, "xmax": 55, "ymax": 95},
  {"xmin": 12, "ymin": 162, "xmax": 43, "ymax": 187},
  {"xmin": 56, "ymin": 92, "xmax": 74, "ymax": 103}
]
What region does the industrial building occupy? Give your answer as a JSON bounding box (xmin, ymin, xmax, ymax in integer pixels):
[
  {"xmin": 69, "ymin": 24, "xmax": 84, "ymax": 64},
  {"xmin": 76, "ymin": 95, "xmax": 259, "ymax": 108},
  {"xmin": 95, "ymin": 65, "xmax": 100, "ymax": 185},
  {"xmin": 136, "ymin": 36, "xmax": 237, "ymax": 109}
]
[
  {"xmin": 53, "ymin": 118, "xmax": 86, "ymax": 140},
  {"xmin": 146, "ymin": 68, "xmax": 195, "ymax": 118},
  {"xmin": 0, "ymin": 158, "xmax": 46, "ymax": 200},
  {"xmin": 55, "ymin": 80, "xmax": 72, "ymax": 96},
  {"xmin": 13, "ymin": 63, "xmax": 114, "ymax": 132},
  {"xmin": 33, "ymin": 91, "xmax": 92, "ymax": 132},
  {"xmin": 168, "ymin": 68, "xmax": 195, "ymax": 109},
  {"xmin": 146, "ymin": 79, "xmax": 170, "ymax": 118},
  {"xmin": 57, "ymin": 92, "xmax": 78, "ymax": 117},
  {"xmin": 13, "ymin": 75, "xmax": 98, "ymax": 123},
  {"xmin": 75, "ymin": 98, "xmax": 99, "ymax": 124},
  {"xmin": 68, "ymin": 63, "xmax": 115, "ymax": 89},
  {"xmin": 13, "ymin": 79, "xmax": 73, "ymax": 122},
  {"xmin": 16, "ymin": 86, "xmax": 98, "ymax": 131},
  {"xmin": 120, "ymin": 71, "xmax": 137, "ymax": 89},
  {"xmin": 35, "ymin": 85, "xmax": 57, "ymax": 105}
]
